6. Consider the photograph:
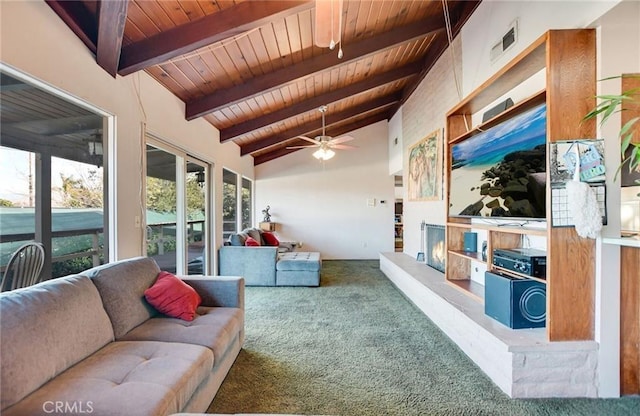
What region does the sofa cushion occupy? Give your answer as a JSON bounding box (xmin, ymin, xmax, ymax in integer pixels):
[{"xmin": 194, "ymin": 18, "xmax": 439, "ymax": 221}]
[
  {"xmin": 0, "ymin": 275, "xmax": 114, "ymax": 411},
  {"xmin": 277, "ymin": 252, "xmax": 322, "ymax": 272},
  {"xmin": 84, "ymin": 257, "xmax": 161, "ymax": 339},
  {"xmin": 119, "ymin": 307, "xmax": 243, "ymax": 363},
  {"xmin": 1, "ymin": 341, "xmax": 213, "ymax": 416},
  {"xmin": 228, "ymin": 232, "xmax": 248, "ymax": 246},
  {"xmin": 244, "ymin": 236, "xmax": 260, "ymax": 246},
  {"xmin": 144, "ymin": 271, "xmax": 202, "ymax": 321},
  {"xmin": 242, "ymin": 228, "xmax": 263, "ymax": 245},
  {"xmin": 261, "ymin": 231, "xmax": 280, "ymax": 246}
]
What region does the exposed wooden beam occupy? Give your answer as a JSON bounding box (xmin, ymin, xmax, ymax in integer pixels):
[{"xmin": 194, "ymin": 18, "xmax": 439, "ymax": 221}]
[
  {"xmin": 241, "ymin": 93, "xmax": 401, "ymax": 155},
  {"xmin": 96, "ymin": 0, "xmax": 129, "ymax": 77},
  {"xmin": 221, "ymin": 61, "xmax": 421, "ymax": 142},
  {"xmin": 45, "ymin": 1, "xmax": 97, "ymax": 53},
  {"xmin": 186, "ymin": 16, "xmax": 445, "ymax": 120},
  {"xmin": 253, "ymin": 111, "xmax": 390, "ymax": 165},
  {"xmin": 118, "ymin": 1, "xmax": 314, "ymax": 75}
]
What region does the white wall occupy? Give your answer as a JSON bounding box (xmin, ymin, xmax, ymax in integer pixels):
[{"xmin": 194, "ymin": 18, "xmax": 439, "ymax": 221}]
[
  {"xmin": 400, "ymin": 37, "xmax": 462, "ymax": 258},
  {"xmin": 388, "ymin": 107, "xmax": 403, "ymax": 175},
  {"xmin": 0, "ymin": 1, "xmax": 254, "ymax": 260},
  {"xmin": 461, "ymin": 0, "xmax": 620, "ymax": 96},
  {"xmin": 255, "ymin": 121, "xmax": 394, "ymax": 259}
]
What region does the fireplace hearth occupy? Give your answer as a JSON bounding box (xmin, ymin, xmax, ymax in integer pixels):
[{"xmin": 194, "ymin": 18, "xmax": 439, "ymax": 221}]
[{"xmin": 426, "ymin": 224, "xmax": 445, "ymax": 272}]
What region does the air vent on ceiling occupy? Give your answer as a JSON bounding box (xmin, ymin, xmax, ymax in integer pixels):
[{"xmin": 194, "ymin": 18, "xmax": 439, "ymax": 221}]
[{"xmin": 490, "ymin": 20, "xmax": 518, "ymax": 62}]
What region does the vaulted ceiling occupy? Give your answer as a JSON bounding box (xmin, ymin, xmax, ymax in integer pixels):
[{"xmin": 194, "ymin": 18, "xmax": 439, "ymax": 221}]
[{"xmin": 46, "ymin": 0, "xmax": 480, "ymax": 165}]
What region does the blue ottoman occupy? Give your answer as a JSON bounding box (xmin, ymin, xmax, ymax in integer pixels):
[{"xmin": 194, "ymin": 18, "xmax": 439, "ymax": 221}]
[{"xmin": 276, "ymin": 252, "xmax": 321, "ymax": 286}]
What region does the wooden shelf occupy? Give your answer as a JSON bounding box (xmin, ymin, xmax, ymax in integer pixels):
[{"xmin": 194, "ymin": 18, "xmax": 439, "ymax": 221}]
[
  {"xmin": 446, "ymin": 222, "xmax": 547, "ymax": 236},
  {"xmin": 447, "ymin": 279, "xmax": 485, "ymax": 303},
  {"xmin": 449, "ymin": 249, "xmax": 485, "ymax": 263},
  {"xmin": 449, "ymin": 90, "xmax": 546, "ymax": 145},
  {"xmin": 492, "ymin": 265, "xmax": 547, "ymax": 284}
]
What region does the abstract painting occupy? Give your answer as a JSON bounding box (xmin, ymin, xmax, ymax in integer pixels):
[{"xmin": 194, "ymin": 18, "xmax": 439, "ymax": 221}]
[{"xmin": 408, "ymin": 129, "xmax": 442, "ymax": 201}]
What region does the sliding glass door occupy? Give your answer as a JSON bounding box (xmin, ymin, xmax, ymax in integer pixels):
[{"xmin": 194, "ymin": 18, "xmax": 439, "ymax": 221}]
[
  {"xmin": 185, "ymin": 161, "xmax": 207, "ymax": 275},
  {"xmin": 146, "ymin": 142, "xmax": 211, "ymax": 275}
]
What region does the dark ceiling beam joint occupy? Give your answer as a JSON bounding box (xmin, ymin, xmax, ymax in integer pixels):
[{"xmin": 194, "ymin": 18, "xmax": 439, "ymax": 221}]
[
  {"xmin": 45, "ymin": 1, "xmax": 98, "ymax": 54},
  {"xmin": 96, "ymin": 0, "xmax": 129, "ymax": 77},
  {"xmin": 118, "ymin": 0, "xmax": 314, "ymax": 75},
  {"xmin": 186, "ymin": 15, "xmax": 446, "ymax": 120},
  {"xmin": 221, "ymin": 61, "xmax": 422, "ymax": 142},
  {"xmin": 240, "ymin": 93, "xmax": 401, "ymax": 155}
]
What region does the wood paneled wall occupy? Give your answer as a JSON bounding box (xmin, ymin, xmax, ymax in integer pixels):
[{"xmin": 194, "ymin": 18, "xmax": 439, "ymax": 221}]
[{"xmin": 620, "ymin": 73, "xmax": 640, "ymax": 396}]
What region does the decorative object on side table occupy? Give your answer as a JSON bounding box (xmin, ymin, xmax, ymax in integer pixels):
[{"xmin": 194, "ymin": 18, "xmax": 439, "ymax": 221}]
[{"xmin": 262, "ymin": 205, "xmax": 272, "ymax": 222}]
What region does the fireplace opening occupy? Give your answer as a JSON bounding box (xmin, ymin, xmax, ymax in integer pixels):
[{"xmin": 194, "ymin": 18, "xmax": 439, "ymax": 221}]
[{"xmin": 426, "ymin": 224, "xmax": 445, "ymax": 273}]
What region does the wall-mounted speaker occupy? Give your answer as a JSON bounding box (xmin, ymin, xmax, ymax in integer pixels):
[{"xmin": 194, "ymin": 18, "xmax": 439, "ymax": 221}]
[
  {"xmin": 482, "ymin": 97, "xmax": 514, "ymax": 122},
  {"xmin": 463, "ymin": 232, "xmax": 477, "ymax": 252},
  {"xmin": 484, "ymin": 271, "xmax": 546, "ymax": 329}
]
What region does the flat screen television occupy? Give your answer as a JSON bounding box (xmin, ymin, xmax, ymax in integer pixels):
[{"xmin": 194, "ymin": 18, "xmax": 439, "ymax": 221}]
[{"xmin": 449, "ymin": 103, "xmax": 547, "ymax": 219}]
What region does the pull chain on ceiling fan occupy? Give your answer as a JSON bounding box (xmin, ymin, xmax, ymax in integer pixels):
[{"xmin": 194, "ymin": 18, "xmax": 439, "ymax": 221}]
[{"xmin": 287, "ymin": 105, "xmax": 357, "ymax": 161}]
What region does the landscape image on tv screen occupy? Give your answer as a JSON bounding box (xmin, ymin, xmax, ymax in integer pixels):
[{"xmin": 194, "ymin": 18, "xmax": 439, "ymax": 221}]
[{"xmin": 449, "ymin": 103, "xmax": 547, "ymax": 219}]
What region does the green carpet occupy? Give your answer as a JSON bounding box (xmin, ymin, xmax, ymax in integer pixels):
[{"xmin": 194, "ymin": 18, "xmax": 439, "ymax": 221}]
[{"xmin": 208, "ymin": 260, "xmax": 640, "ymax": 415}]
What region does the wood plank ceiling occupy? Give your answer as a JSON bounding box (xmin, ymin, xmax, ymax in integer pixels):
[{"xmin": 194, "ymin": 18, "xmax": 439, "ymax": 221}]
[{"xmin": 46, "ymin": 0, "xmax": 480, "ymax": 165}]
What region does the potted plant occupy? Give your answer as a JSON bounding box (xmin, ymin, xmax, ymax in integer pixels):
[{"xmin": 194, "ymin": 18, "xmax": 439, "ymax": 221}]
[{"xmin": 583, "ymin": 74, "xmax": 640, "ymax": 190}]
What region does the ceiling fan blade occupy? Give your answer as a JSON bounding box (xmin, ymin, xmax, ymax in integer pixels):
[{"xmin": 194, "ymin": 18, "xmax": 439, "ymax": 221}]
[
  {"xmin": 329, "ymin": 135, "xmax": 356, "ymax": 145},
  {"xmin": 286, "ymin": 144, "xmax": 319, "ymax": 149},
  {"xmin": 331, "ymin": 144, "xmax": 358, "ymax": 150},
  {"xmin": 296, "ymin": 135, "xmax": 321, "ymax": 145}
]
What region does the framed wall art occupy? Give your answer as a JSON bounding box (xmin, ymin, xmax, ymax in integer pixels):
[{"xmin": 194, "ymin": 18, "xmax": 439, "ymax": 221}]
[{"xmin": 408, "ymin": 129, "xmax": 443, "ymax": 201}]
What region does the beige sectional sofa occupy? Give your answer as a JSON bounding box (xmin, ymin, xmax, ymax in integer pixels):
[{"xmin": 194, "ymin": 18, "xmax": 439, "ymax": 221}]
[{"xmin": 0, "ymin": 257, "xmax": 244, "ymax": 416}]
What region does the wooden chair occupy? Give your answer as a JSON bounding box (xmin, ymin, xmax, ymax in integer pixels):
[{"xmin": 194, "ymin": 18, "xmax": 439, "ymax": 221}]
[{"xmin": 1, "ymin": 242, "xmax": 46, "ymax": 292}]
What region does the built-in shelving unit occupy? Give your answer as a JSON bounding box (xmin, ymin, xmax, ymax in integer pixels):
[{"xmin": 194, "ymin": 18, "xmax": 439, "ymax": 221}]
[
  {"xmin": 444, "ymin": 29, "xmax": 597, "ymax": 342},
  {"xmin": 394, "ymin": 201, "xmax": 403, "ymax": 252}
]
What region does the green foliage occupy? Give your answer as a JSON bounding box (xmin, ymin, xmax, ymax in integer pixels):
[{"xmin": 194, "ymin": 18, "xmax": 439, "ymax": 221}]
[
  {"xmin": 0, "ymin": 199, "xmax": 14, "ymax": 207},
  {"xmin": 146, "ymin": 176, "xmax": 205, "ymax": 217},
  {"xmin": 58, "ymin": 169, "xmax": 103, "ymax": 208},
  {"xmin": 583, "ymin": 75, "xmax": 640, "ymax": 187},
  {"xmin": 52, "ymin": 256, "xmax": 103, "ymax": 278},
  {"xmin": 146, "ymin": 177, "xmax": 177, "ymax": 213},
  {"xmin": 222, "ymin": 182, "xmax": 237, "ymax": 221},
  {"xmin": 186, "ymin": 175, "xmax": 205, "ymax": 220},
  {"xmin": 241, "ymin": 187, "xmax": 251, "ymax": 229}
]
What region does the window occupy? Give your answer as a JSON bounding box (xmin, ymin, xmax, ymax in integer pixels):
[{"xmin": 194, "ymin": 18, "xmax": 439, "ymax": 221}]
[
  {"xmin": 241, "ymin": 177, "xmax": 253, "ymax": 230},
  {"xmin": 222, "ymin": 169, "xmax": 238, "ymax": 240},
  {"xmin": 0, "ymin": 70, "xmax": 109, "ymax": 280}
]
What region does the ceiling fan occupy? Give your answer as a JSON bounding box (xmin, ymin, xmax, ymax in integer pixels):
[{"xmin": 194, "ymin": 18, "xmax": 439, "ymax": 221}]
[{"xmin": 287, "ymin": 105, "xmax": 357, "ymax": 160}]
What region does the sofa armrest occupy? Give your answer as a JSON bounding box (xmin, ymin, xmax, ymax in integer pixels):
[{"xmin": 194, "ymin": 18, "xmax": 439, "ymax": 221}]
[
  {"xmin": 180, "ymin": 276, "xmax": 244, "ymax": 309},
  {"xmin": 218, "ymin": 246, "xmax": 278, "ymax": 286}
]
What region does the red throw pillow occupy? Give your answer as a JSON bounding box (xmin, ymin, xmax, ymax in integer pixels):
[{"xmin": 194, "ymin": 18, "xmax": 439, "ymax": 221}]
[
  {"xmin": 245, "ymin": 236, "xmax": 260, "ymax": 246},
  {"xmin": 144, "ymin": 271, "xmax": 201, "ymax": 321},
  {"xmin": 262, "ymin": 231, "xmax": 280, "ymax": 246}
]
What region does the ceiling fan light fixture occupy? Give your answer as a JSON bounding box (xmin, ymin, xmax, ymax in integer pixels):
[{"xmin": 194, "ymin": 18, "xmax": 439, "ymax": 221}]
[{"xmin": 313, "ymin": 148, "xmax": 335, "ymax": 161}]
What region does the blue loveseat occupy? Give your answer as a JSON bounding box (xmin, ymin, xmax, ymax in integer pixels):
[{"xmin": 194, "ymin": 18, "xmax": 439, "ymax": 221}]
[{"xmin": 219, "ymin": 228, "xmax": 321, "ymax": 286}]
